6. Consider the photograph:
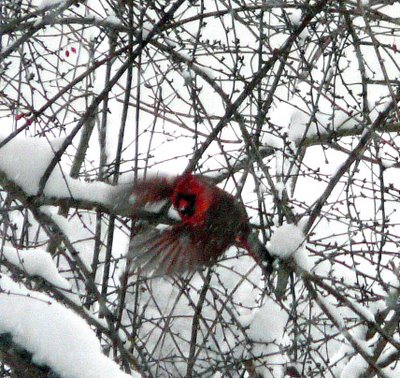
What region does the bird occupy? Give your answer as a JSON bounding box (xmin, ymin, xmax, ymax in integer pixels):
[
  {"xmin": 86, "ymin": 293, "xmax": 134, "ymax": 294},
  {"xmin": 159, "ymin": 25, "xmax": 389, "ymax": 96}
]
[{"xmin": 125, "ymin": 173, "xmax": 273, "ymax": 276}]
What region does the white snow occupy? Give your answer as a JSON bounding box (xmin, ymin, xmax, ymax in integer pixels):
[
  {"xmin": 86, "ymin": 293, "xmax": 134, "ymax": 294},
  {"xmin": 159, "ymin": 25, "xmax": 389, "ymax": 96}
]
[
  {"xmin": 262, "ymin": 132, "xmax": 284, "ymax": 149},
  {"xmin": 245, "ymin": 298, "xmax": 289, "ymax": 377},
  {"xmin": 181, "ymin": 67, "xmax": 193, "ymax": 84},
  {"xmin": 275, "ymin": 181, "xmax": 286, "ymax": 199},
  {"xmin": 268, "ymin": 224, "xmax": 311, "ymax": 271},
  {"xmin": 180, "ymin": 61, "xmax": 216, "ymax": 83},
  {"xmin": 0, "ymin": 275, "xmax": 136, "ymax": 378},
  {"xmin": 38, "ymin": 0, "xmax": 64, "ymax": 10},
  {"xmin": 33, "ymin": 17, "xmax": 43, "ymax": 27},
  {"xmin": 105, "ymin": 15, "xmax": 121, "ymax": 26},
  {"xmin": 350, "ymin": 301, "xmax": 375, "ymax": 323},
  {"xmin": 340, "ymin": 354, "xmax": 368, "ymax": 378},
  {"xmin": 271, "ymin": 93, "xmax": 361, "ymax": 145},
  {"xmin": 247, "ymin": 298, "xmax": 287, "ymax": 343},
  {"xmin": 165, "ymin": 38, "xmax": 178, "ymax": 48},
  {"xmin": 286, "ymin": 9, "xmax": 302, "ymax": 26},
  {"xmin": 378, "ymin": 150, "xmax": 396, "ymax": 169},
  {"xmin": 0, "ymin": 134, "xmax": 111, "ymax": 203},
  {"xmin": 2, "ymin": 247, "xmax": 69, "ymax": 290},
  {"xmin": 142, "ymin": 22, "xmax": 153, "ymax": 39},
  {"xmin": 195, "ymin": 65, "xmax": 215, "ymax": 79},
  {"xmin": 330, "ymin": 325, "xmax": 371, "ymax": 377},
  {"xmin": 1, "ymin": 246, "xmax": 80, "ymax": 304},
  {"xmin": 318, "ymin": 294, "xmax": 345, "ymax": 330},
  {"xmin": 381, "ymin": 158, "xmax": 396, "ymax": 169}
]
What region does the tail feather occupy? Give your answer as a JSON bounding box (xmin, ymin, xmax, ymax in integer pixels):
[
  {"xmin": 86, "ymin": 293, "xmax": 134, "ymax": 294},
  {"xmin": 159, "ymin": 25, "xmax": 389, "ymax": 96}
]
[{"xmin": 246, "ymin": 232, "xmax": 274, "ymax": 275}]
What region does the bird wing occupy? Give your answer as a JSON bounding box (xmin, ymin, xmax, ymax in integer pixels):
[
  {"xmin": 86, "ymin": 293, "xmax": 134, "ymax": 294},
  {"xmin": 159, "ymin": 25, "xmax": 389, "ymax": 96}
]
[
  {"xmin": 108, "ymin": 175, "xmax": 176, "ymax": 217},
  {"xmin": 127, "ymin": 226, "xmax": 212, "ymax": 276},
  {"xmin": 131, "ymin": 176, "xmax": 177, "ymax": 215}
]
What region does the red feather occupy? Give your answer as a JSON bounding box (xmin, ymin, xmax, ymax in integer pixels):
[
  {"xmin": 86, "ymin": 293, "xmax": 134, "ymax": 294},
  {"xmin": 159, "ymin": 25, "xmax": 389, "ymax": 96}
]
[{"xmin": 127, "ymin": 173, "xmax": 272, "ymax": 276}]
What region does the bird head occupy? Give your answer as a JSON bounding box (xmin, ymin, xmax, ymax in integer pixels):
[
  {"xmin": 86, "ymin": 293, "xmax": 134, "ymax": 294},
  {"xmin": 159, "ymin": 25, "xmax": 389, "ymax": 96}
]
[{"xmin": 171, "ymin": 174, "xmax": 213, "ymax": 224}]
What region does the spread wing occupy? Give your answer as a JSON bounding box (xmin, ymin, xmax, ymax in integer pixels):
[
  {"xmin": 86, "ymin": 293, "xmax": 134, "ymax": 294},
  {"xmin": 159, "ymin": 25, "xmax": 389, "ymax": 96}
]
[
  {"xmin": 127, "ymin": 226, "xmax": 214, "ymax": 276},
  {"xmin": 109, "ymin": 175, "xmax": 176, "ymax": 216}
]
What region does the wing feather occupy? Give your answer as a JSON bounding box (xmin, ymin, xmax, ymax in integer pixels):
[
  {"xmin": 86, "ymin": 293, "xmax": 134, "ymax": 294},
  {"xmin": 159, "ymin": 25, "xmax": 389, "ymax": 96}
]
[
  {"xmin": 127, "ymin": 226, "xmax": 210, "ymax": 276},
  {"xmin": 109, "ymin": 175, "xmax": 176, "ymax": 217}
]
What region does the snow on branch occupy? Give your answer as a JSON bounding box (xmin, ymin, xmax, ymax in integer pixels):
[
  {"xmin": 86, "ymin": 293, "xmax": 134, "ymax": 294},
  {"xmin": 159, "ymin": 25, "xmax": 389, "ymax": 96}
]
[
  {"xmin": 0, "ymin": 133, "xmax": 173, "ymax": 223},
  {"xmin": 0, "ymin": 332, "xmax": 60, "ymax": 378},
  {"xmin": 268, "ymin": 223, "xmax": 311, "ymax": 272},
  {"xmin": 2, "ymin": 247, "xmax": 70, "ymax": 290},
  {"xmin": 0, "ymin": 275, "xmax": 136, "ymax": 378}
]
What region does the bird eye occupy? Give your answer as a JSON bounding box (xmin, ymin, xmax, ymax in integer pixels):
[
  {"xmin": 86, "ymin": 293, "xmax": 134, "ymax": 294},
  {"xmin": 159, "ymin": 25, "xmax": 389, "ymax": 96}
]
[{"xmin": 175, "ymin": 193, "xmax": 196, "ymax": 217}]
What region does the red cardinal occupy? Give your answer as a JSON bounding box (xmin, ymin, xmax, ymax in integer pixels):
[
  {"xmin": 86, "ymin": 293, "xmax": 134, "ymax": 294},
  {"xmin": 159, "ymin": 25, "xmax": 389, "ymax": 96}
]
[{"xmin": 126, "ymin": 173, "xmax": 273, "ymax": 276}]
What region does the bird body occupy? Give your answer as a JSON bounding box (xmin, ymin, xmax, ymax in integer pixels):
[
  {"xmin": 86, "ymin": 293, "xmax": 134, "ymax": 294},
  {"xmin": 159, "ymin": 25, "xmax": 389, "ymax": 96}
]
[{"xmin": 127, "ymin": 173, "xmax": 272, "ymax": 276}]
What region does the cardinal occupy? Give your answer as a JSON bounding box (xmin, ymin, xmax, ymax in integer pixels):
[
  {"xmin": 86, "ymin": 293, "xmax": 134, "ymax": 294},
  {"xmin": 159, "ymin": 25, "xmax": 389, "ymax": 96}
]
[{"xmin": 125, "ymin": 173, "xmax": 273, "ymax": 276}]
